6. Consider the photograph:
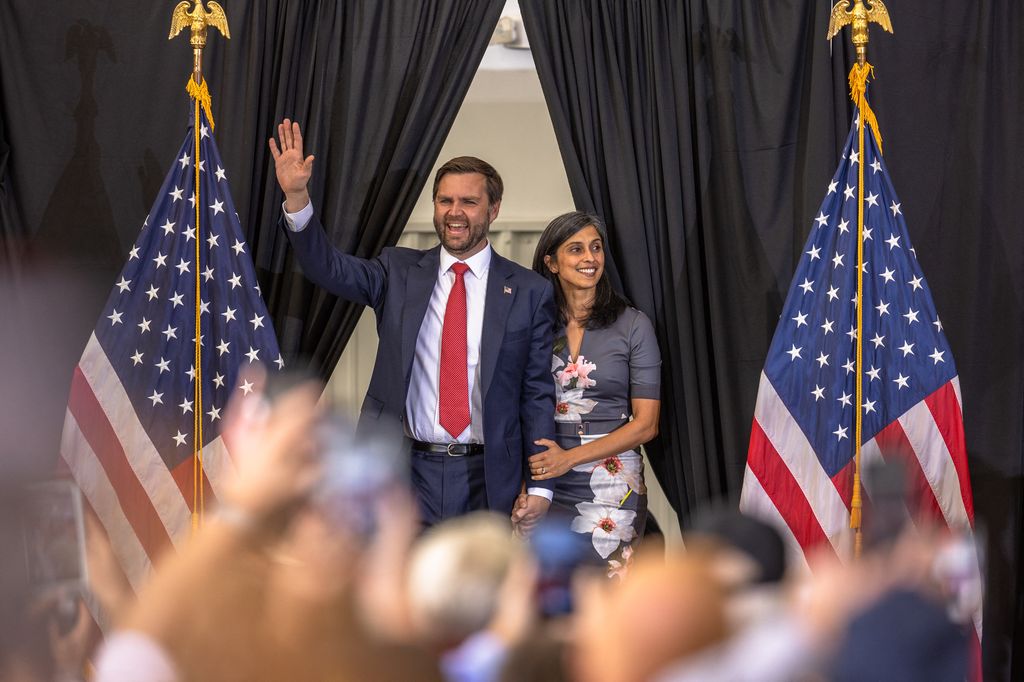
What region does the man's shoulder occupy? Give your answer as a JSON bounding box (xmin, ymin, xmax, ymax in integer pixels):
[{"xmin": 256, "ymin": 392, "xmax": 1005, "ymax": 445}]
[{"xmin": 379, "ymin": 244, "xmax": 439, "ymax": 267}]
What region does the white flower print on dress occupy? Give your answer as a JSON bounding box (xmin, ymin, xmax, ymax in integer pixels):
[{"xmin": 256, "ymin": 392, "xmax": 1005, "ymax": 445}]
[
  {"xmin": 570, "ymin": 501, "xmax": 637, "ymax": 559},
  {"xmin": 555, "ymin": 387, "xmax": 598, "ymax": 422},
  {"xmin": 552, "ymin": 355, "xmax": 565, "ymax": 374},
  {"xmin": 588, "ymin": 454, "xmax": 647, "ymax": 503}
]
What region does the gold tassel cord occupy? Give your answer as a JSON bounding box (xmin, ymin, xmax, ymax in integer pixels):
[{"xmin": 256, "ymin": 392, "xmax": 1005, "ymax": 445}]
[
  {"xmin": 848, "ymin": 63, "xmax": 882, "ymax": 155},
  {"xmin": 848, "ymin": 62, "xmax": 882, "ymax": 559},
  {"xmin": 190, "ymin": 86, "xmax": 205, "ymax": 534},
  {"xmin": 171, "ymin": 1, "xmax": 230, "ymax": 536},
  {"xmin": 187, "ymin": 77, "xmax": 215, "ymax": 131},
  {"xmin": 851, "ymin": 103, "xmax": 865, "ymax": 557},
  {"xmin": 826, "ymin": 0, "xmax": 892, "ymax": 560}
]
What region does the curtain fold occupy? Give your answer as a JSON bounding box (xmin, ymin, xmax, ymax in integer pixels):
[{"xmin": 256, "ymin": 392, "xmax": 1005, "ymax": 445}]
[{"xmin": 0, "ymin": 105, "xmax": 16, "ymax": 271}]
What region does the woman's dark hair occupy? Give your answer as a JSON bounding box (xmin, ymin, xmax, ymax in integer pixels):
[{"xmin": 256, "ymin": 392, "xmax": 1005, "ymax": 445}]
[{"xmin": 532, "ymin": 211, "xmax": 627, "ymax": 330}]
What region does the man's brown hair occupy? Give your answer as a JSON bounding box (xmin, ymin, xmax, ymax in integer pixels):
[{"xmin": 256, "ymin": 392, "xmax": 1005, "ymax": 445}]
[{"xmin": 432, "ymin": 157, "xmax": 504, "ymax": 205}]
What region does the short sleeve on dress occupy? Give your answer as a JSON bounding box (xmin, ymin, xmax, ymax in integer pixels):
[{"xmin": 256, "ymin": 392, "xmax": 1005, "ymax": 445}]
[{"xmin": 627, "ymin": 308, "xmax": 661, "ymax": 400}]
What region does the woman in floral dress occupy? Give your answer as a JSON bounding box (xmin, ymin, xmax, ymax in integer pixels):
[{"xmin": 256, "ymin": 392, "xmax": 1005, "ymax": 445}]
[{"xmin": 527, "ymin": 211, "xmax": 661, "ymax": 572}]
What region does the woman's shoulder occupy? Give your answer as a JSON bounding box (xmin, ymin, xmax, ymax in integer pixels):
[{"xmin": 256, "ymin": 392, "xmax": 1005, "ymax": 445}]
[
  {"xmin": 615, "ymin": 306, "xmax": 654, "ymax": 331},
  {"xmin": 615, "ymin": 308, "xmax": 659, "ymax": 354}
]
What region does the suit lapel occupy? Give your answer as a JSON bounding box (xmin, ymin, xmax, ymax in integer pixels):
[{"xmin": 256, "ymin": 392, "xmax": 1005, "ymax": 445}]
[
  {"xmin": 403, "ymin": 247, "xmax": 440, "ymax": 384},
  {"xmin": 480, "ymin": 252, "xmax": 515, "ymax": 399}
]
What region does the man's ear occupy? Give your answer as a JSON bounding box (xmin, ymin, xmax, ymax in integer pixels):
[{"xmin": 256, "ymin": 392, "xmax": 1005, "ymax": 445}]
[{"xmin": 488, "ymin": 200, "xmax": 501, "ymax": 223}]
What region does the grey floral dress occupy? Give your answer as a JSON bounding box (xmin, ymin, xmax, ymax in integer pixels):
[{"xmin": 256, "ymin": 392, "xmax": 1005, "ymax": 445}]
[{"xmin": 549, "ymin": 307, "xmax": 661, "ymax": 573}]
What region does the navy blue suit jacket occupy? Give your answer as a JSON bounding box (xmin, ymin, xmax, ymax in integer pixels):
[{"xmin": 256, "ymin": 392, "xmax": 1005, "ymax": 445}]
[{"xmin": 286, "ymin": 217, "xmax": 557, "ymax": 513}]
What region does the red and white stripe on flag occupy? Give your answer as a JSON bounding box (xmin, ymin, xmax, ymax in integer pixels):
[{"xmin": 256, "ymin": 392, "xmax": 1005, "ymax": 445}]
[
  {"xmin": 61, "ymin": 333, "xmax": 236, "ymax": 589},
  {"xmin": 741, "ymin": 371, "xmax": 974, "ymax": 566}
]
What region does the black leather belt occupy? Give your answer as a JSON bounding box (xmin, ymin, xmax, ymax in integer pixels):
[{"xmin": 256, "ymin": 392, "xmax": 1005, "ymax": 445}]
[
  {"xmin": 555, "ymin": 418, "xmax": 629, "ymax": 437},
  {"xmin": 411, "ymin": 440, "xmax": 485, "ymax": 456}
]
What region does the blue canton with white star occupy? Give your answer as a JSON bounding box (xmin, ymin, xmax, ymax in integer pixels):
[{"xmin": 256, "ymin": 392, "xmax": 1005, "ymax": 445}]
[
  {"xmin": 94, "ymin": 111, "xmax": 283, "ymax": 469},
  {"xmin": 764, "ymin": 116, "xmax": 957, "ymax": 476}
]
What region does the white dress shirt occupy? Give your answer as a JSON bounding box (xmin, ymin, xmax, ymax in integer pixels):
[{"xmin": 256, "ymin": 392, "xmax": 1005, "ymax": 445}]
[
  {"xmin": 406, "ymin": 245, "xmax": 489, "ymax": 443},
  {"xmin": 284, "ymin": 202, "xmax": 551, "ymax": 500}
]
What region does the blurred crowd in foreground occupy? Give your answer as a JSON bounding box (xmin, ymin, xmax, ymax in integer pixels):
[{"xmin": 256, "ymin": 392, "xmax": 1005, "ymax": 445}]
[{"xmin": 1, "ymin": 375, "xmax": 981, "ymax": 682}]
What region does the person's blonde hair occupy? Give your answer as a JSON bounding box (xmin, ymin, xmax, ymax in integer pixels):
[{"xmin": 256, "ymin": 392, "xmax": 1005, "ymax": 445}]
[{"xmin": 406, "ymin": 512, "xmax": 522, "ymax": 646}]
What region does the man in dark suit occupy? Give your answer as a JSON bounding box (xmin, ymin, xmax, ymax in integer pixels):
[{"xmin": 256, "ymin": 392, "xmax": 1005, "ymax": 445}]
[{"xmin": 269, "ymin": 119, "xmax": 556, "ymax": 530}]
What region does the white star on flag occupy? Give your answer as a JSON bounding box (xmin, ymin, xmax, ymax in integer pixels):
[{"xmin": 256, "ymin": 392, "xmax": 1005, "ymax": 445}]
[
  {"xmin": 59, "ymin": 105, "xmax": 285, "ymax": 595},
  {"xmin": 741, "ymin": 101, "xmax": 977, "ymax": 642}
]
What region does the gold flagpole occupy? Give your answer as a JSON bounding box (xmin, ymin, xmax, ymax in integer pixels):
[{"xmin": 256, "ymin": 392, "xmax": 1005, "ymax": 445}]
[
  {"xmin": 169, "ymin": 1, "xmax": 230, "ymax": 534},
  {"xmin": 826, "ymin": 0, "xmax": 893, "ymax": 559}
]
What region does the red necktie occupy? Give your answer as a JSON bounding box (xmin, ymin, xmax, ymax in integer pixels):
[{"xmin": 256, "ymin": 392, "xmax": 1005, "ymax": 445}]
[{"xmin": 439, "ymin": 262, "xmax": 471, "ymax": 438}]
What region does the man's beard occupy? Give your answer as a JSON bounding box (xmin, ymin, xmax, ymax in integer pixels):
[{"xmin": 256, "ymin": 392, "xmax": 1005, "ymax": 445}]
[{"xmin": 435, "ymin": 217, "xmax": 489, "ymax": 257}]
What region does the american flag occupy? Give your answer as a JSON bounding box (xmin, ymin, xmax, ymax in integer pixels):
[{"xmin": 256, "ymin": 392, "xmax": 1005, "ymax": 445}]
[
  {"xmin": 59, "ymin": 104, "xmax": 282, "ymax": 590},
  {"xmin": 739, "ymin": 114, "xmax": 976, "ymax": 569}
]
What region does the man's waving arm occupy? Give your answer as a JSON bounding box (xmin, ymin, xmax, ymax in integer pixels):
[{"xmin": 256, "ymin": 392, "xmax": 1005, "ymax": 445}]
[{"xmin": 269, "ymin": 119, "xmax": 386, "ymax": 309}]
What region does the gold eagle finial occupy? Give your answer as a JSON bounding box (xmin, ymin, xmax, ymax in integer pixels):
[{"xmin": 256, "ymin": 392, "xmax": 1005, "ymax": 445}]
[
  {"xmin": 826, "ymin": 0, "xmax": 893, "ymax": 64},
  {"xmin": 169, "ymin": 1, "xmax": 230, "ymax": 83}
]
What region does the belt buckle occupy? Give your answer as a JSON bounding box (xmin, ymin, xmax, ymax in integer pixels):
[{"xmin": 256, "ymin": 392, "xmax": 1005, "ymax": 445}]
[{"xmin": 446, "ymin": 443, "xmax": 463, "ymax": 457}]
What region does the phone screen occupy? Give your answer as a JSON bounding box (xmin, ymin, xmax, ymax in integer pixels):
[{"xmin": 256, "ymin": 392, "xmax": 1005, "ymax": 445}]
[
  {"xmin": 530, "ymin": 517, "xmax": 600, "ymax": 617},
  {"xmin": 313, "ymin": 414, "xmax": 407, "ymax": 538},
  {"xmin": 22, "ymin": 481, "xmax": 88, "ymax": 592}
]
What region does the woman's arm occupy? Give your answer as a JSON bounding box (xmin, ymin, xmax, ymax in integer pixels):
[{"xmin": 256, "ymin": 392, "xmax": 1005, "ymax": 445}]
[{"xmin": 528, "ymin": 397, "xmax": 659, "ymax": 480}]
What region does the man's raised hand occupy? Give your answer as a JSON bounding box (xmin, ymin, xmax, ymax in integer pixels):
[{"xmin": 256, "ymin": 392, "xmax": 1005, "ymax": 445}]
[{"xmin": 268, "ymin": 118, "xmax": 315, "ymax": 213}]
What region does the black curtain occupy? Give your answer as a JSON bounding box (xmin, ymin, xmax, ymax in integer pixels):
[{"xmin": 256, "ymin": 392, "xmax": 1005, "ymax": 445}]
[
  {"xmin": 203, "ymin": 1, "xmax": 506, "ymax": 378},
  {"xmin": 521, "ymin": 0, "xmax": 1023, "ymax": 678},
  {"xmin": 0, "ymin": 0, "xmax": 502, "ymax": 463},
  {"xmin": 0, "ymin": 92, "xmax": 13, "ymax": 271}
]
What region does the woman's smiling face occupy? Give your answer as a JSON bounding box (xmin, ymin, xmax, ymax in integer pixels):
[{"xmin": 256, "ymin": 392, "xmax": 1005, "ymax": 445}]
[{"xmin": 545, "ymin": 225, "xmax": 605, "ymax": 292}]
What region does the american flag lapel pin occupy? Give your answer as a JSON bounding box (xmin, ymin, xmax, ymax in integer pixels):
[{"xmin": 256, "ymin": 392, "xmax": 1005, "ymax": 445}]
[{"xmin": 503, "ymin": 285, "xmax": 512, "ymax": 295}]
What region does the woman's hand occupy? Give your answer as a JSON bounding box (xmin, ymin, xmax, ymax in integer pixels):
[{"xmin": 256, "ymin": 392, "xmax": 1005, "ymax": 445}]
[{"xmin": 529, "ymin": 438, "xmax": 575, "ymax": 480}]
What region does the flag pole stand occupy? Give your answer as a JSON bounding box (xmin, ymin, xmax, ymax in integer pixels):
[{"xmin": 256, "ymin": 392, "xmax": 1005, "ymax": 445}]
[{"xmin": 826, "ymin": 0, "xmax": 893, "ymax": 559}]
